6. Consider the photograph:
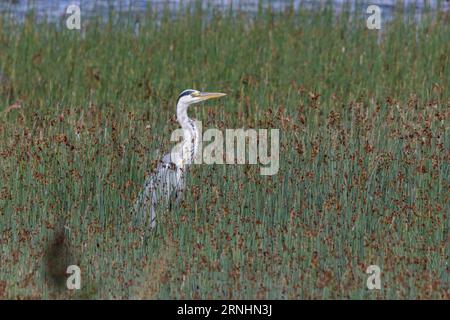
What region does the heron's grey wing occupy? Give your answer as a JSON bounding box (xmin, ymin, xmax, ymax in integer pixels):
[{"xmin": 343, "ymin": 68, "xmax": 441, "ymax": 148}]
[
  {"xmin": 161, "ymin": 153, "xmax": 186, "ymax": 205},
  {"xmin": 133, "ymin": 153, "xmax": 182, "ymax": 228}
]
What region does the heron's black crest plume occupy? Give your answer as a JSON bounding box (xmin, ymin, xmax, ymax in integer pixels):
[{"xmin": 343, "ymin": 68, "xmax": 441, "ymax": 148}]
[{"xmin": 176, "ymin": 89, "xmax": 196, "ymax": 104}]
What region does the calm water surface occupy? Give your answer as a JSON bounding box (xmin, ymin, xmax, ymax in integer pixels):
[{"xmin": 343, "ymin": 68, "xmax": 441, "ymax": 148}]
[{"xmin": 0, "ymin": 0, "xmax": 448, "ymax": 22}]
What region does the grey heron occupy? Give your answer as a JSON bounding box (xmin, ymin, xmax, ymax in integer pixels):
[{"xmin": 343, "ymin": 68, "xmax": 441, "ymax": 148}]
[{"xmin": 133, "ymin": 89, "xmax": 226, "ymax": 228}]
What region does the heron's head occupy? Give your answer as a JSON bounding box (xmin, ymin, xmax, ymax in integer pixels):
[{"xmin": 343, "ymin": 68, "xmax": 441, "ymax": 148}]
[{"xmin": 176, "ymin": 89, "xmax": 226, "ymax": 106}]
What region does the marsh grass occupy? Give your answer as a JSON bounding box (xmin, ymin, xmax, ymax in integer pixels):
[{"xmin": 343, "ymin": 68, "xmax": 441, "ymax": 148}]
[{"xmin": 0, "ymin": 4, "xmax": 448, "ymax": 299}]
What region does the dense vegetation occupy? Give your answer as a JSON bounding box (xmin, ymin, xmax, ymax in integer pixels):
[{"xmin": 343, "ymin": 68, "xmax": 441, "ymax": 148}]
[{"xmin": 0, "ymin": 4, "xmax": 448, "ymax": 298}]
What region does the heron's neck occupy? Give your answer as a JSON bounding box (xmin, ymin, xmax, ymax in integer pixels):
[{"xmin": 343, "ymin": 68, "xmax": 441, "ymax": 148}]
[
  {"xmin": 176, "ymin": 103, "xmax": 193, "ymax": 132},
  {"xmin": 176, "ymin": 102, "xmax": 199, "ymax": 166}
]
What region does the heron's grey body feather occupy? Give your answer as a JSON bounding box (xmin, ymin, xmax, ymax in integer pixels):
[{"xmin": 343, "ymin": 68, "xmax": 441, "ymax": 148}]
[{"xmin": 133, "ymin": 153, "xmax": 185, "ymax": 228}]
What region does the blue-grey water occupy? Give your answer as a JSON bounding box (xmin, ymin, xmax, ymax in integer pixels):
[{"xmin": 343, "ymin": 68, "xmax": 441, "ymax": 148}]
[{"xmin": 0, "ymin": 0, "xmax": 448, "ymax": 22}]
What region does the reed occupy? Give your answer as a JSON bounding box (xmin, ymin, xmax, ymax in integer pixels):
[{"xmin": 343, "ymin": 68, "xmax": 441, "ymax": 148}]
[{"xmin": 0, "ymin": 4, "xmax": 448, "ymax": 299}]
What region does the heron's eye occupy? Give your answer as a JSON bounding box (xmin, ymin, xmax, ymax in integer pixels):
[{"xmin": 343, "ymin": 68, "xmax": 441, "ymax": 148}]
[{"xmin": 191, "ymin": 91, "xmax": 200, "ymax": 97}]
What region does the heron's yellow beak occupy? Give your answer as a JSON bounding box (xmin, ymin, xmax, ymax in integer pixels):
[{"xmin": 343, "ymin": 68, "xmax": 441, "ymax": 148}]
[{"xmin": 198, "ymin": 92, "xmax": 227, "ymax": 101}]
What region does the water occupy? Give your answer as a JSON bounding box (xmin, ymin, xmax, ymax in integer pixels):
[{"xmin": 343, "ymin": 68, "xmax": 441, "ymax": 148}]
[{"xmin": 0, "ymin": 0, "xmax": 448, "ymax": 22}]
